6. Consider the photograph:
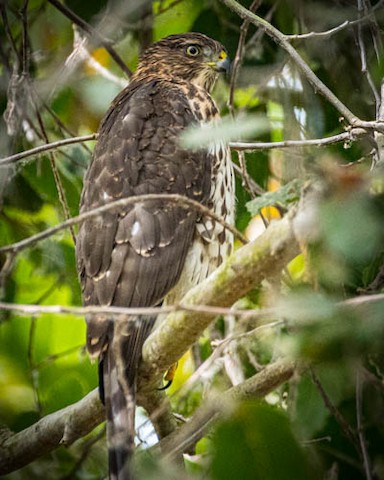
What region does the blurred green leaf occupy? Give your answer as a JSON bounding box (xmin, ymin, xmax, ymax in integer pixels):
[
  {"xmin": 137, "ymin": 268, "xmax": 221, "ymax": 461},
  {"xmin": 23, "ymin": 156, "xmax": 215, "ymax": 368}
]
[
  {"xmin": 210, "ymin": 402, "xmax": 316, "ymax": 480},
  {"xmin": 181, "ymin": 115, "xmax": 269, "ymax": 149},
  {"xmin": 246, "ymin": 179, "xmax": 302, "ymax": 215}
]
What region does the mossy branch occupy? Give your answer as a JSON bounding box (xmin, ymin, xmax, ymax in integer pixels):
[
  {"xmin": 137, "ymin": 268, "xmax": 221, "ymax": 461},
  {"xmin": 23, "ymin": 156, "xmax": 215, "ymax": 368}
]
[{"xmin": 0, "ymin": 213, "xmax": 300, "ymax": 475}]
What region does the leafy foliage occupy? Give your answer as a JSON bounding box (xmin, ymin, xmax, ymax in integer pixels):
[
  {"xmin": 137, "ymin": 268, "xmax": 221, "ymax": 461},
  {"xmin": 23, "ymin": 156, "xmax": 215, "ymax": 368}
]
[{"xmin": 1, "ymin": 1, "xmax": 384, "ymax": 479}]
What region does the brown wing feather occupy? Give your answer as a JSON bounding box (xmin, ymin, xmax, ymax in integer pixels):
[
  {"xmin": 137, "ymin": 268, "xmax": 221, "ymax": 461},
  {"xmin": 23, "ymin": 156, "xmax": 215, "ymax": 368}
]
[{"xmin": 76, "ymin": 79, "xmax": 212, "ymax": 352}]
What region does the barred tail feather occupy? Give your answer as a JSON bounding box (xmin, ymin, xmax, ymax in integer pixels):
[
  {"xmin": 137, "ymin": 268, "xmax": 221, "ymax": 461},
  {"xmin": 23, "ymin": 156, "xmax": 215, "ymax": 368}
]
[{"xmin": 102, "ymin": 316, "xmax": 156, "ymax": 480}]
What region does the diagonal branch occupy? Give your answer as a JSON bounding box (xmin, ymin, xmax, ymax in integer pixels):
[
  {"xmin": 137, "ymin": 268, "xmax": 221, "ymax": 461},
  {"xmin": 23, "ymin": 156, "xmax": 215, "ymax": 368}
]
[
  {"xmin": 0, "ymin": 133, "xmax": 98, "ymax": 166},
  {"xmin": 0, "ymin": 209, "xmax": 300, "ymax": 475},
  {"xmin": 219, "ymin": 0, "xmax": 382, "ymax": 130},
  {"xmin": 139, "ymin": 212, "xmax": 300, "ymax": 385},
  {"xmin": 0, "ymin": 193, "xmax": 247, "ymax": 255},
  {"xmin": 158, "ymin": 358, "xmax": 296, "ymax": 461},
  {"xmin": 0, "ymin": 389, "xmax": 104, "ymax": 475},
  {"xmin": 47, "ymin": 0, "xmax": 132, "ymax": 77}
]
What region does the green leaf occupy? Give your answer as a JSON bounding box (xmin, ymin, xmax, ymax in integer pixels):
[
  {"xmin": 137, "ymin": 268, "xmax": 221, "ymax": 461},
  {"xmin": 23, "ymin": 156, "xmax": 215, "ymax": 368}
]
[
  {"xmin": 246, "ymin": 179, "xmax": 302, "ymax": 215},
  {"xmin": 153, "ymin": 0, "xmax": 204, "ymax": 40},
  {"xmin": 210, "ymin": 402, "xmax": 316, "ymax": 480},
  {"xmin": 181, "ymin": 115, "xmax": 269, "ymax": 149}
]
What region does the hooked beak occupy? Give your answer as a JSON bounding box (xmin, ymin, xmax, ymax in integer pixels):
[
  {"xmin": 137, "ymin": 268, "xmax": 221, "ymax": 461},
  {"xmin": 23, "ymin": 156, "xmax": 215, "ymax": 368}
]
[
  {"xmin": 207, "ymin": 50, "xmax": 231, "ymax": 74},
  {"xmin": 215, "ymin": 55, "xmax": 231, "ymax": 74}
]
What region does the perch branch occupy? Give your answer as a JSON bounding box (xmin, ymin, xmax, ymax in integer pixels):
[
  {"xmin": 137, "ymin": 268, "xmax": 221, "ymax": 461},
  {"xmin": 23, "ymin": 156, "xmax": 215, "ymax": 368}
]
[
  {"xmin": 0, "ymin": 211, "xmax": 301, "ymax": 475},
  {"xmin": 139, "ymin": 212, "xmax": 300, "ymax": 385}
]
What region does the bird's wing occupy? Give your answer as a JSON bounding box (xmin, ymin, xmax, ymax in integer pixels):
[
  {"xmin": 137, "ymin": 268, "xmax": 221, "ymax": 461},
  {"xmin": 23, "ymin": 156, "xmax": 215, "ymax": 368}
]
[
  {"xmin": 76, "ymin": 79, "xmax": 213, "ymax": 354},
  {"xmin": 76, "ymin": 79, "xmax": 215, "ymax": 479}
]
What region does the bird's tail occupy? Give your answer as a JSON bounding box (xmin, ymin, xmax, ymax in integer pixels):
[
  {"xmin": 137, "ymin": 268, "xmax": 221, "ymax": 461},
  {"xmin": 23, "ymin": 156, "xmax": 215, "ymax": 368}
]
[{"xmin": 101, "ymin": 316, "xmax": 155, "ymax": 480}]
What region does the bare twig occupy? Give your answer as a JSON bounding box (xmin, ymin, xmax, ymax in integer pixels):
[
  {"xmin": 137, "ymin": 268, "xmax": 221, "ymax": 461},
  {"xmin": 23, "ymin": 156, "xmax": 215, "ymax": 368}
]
[
  {"xmin": 232, "ymin": 162, "xmax": 265, "ymax": 196},
  {"xmin": 47, "ymin": 0, "xmax": 132, "ymax": 77},
  {"xmin": 0, "ymin": 301, "xmax": 274, "ymax": 320},
  {"xmin": 228, "ymin": 0, "xmax": 261, "ymax": 116},
  {"xmin": 356, "ymin": 0, "xmax": 381, "ymax": 118},
  {"xmin": 0, "ymin": 133, "xmax": 98, "ymax": 166},
  {"xmin": 286, "ymin": 0, "xmax": 384, "ymax": 41},
  {"xmin": 173, "ymin": 320, "xmax": 285, "ymax": 400},
  {"xmin": 219, "ymin": 0, "xmax": 368, "ymax": 126},
  {"xmin": 32, "ymin": 99, "xmax": 76, "ymax": 244},
  {"xmin": 229, "ymin": 127, "xmax": 368, "ymax": 151},
  {"xmin": 356, "ymin": 370, "xmax": 373, "ymax": 480},
  {"xmin": 0, "ymin": 193, "xmax": 247, "ymax": 255},
  {"xmin": 1, "ymin": 292, "xmax": 383, "ymax": 320},
  {"xmin": 70, "ymin": 25, "xmax": 128, "ymax": 88},
  {"xmin": 310, "ymin": 368, "xmax": 359, "ymax": 450},
  {"xmin": 60, "ymin": 426, "xmax": 106, "ymax": 480},
  {"xmin": 1, "ymin": 126, "xmax": 372, "ymax": 167}
]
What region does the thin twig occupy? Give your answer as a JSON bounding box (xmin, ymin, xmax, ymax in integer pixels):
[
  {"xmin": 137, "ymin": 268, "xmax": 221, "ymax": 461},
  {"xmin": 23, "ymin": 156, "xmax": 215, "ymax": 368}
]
[
  {"xmin": 356, "ymin": 0, "xmax": 381, "ymax": 119},
  {"xmin": 0, "ymin": 193, "xmax": 247, "ymax": 255},
  {"xmin": 0, "ymin": 134, "xmax": 98, "ymax": 166},
  {"xmin": 70, "ymin": 25, "xmax": 128, "ymax": 88},
  {"xmin": 1, "ymin": 293, "xmax": 383, "ymax": 319},
  {"xmin": 47, "ymin": 0, "xmax": 132, "ymax": 77},
  {"xmin": 32, "ymin": 99, "xmax": 76, "ymax": 244},
  {"xmin": 1, "ymin": 126, "xmax": 372, "ymax": 167},
  {"xmin": 228, "ymin": 0, "xmax": 261, "ymax": 116},
  {"xmin": 229, "ymin": 127, "xmax": 368, "ymax": 150},
  {"xmin": 174, "ymin": 320, "xmax": 285, "ymax": 400},
  {"xmin": 310, "ymin": 368, "xmax": 359, "ymax": 450},
  {"xmin": 286, "ymin": 0, "xmax": 384, "ymax": 41},
  {"xmin": 60, "ymin": 426, "xmax": 106, "ymax": 480},
  {"xmin": 356, "ymin": 369, "xmax": 373, "ymax": 480},
  {"xmin": 219, "ymin": 0, "xmax": 361, "ymax": 125},
  {"xmin": 0, "ymin": 301, "xmax": 275, "ymax": 320},
  {"xmin": 232, "ymin": 162, "xmax": 265, "ymax": 196}
]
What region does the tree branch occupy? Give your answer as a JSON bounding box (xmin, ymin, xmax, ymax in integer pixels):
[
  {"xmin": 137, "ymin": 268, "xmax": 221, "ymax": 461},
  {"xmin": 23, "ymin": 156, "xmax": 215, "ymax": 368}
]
[
  {"xmin": 0, "ymin": 210, "xmax": 300, "ymax": 475},
  {"xmin": 0, "ymin": 389, "xmax": 104, "ymax": 475},
  {"xmin": 2, "ymin": 198, "xmax": 383, "ymax": 473},
  {"xmin": 219, "ymin": 0, "xmax": 380, "ymax": 128},
  {"xmin": 158, "ymin": 359, "xmax": 296, "ymax": 461},
  {"xmin": 0, "ymin": 124, "xmax": 377, "ymax": 169},
  {"xmin": 140, "ymin": 212, "xmax": 300, "ymax": 384},
  {"xmin": 229, "ymin": 127, "xmax": 368, "ymax": 151},
  {"xmin": 0, "ymin": 133, "xmax": 98, "ymax": 166},
  {"xmin": 285, "ymin": 0, "xmax": 384, "ymax": 41},
  {"xmin": 0, "ymin": 193, "xmax": 247, "ymax": 255},
  {"xmin": 47, "ymin": 0, "xmax": 132, "ymax": 77}
]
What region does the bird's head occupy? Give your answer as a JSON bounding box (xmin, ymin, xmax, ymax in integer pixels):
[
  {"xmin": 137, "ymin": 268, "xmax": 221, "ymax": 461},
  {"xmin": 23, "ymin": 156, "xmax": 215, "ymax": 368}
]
[{"xmin": 134, "ymin": 32, "xmax": 230, "ymax": 92}]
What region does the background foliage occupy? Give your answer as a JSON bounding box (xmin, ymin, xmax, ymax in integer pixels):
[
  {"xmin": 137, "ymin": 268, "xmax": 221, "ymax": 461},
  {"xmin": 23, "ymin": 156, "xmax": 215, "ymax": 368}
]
[{"xmin": 1, "ymin": 0, "xmax": 384, "ymax": 479}]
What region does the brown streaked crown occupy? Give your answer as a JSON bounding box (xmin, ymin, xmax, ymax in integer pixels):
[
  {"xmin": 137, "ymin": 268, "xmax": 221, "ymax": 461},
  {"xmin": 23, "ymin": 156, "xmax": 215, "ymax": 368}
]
[{"xmin": 133, "ymin": 32, "xmax": 229, "ymax": 92}]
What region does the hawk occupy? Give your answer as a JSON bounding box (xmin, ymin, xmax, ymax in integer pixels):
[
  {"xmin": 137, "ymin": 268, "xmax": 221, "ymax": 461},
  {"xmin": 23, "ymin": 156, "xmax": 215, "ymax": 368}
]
[{"xmin": 76, "ymin": 32, "xmax": 235, "ymax": 479}]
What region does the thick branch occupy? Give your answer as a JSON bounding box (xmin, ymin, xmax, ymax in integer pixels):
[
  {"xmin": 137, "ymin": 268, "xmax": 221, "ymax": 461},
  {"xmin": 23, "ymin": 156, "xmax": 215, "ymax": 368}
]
[
  {"xmin": 0, "ymin": 390, "xmax": 103, "ymax": 475},
  {"xmin": 140, "ymin": 212, "xmax": 300, "ymax": 385},
  {"xmin": 0, "ymin": 212, "xmax": 300, "ymax": 474}
]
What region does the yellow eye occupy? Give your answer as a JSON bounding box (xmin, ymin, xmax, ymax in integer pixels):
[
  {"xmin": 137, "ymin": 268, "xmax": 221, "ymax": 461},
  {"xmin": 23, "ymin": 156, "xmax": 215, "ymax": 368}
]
[{"xmin": 186, "ymin": 45, "xmax": 200, "ymax": 57}]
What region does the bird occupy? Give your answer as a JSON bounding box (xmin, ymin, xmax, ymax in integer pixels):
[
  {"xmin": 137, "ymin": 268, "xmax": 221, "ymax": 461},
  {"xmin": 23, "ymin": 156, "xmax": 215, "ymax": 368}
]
[{"xmin": 76, "ymin": 32, "xmax": 235, "ymax": 479}]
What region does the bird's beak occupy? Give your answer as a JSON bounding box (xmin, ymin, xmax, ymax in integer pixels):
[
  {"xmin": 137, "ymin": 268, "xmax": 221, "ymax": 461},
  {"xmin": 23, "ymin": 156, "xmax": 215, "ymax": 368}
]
[{"xmin": 207, "ymin": 50, "xmax": 231, "ymax": 74}]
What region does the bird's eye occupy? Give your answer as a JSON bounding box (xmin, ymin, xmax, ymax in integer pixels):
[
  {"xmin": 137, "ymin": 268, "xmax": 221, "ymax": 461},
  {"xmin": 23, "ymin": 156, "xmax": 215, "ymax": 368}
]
[{"xmin": 186, "ymin": 45, "xmax": 200, "ymax": 57}]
